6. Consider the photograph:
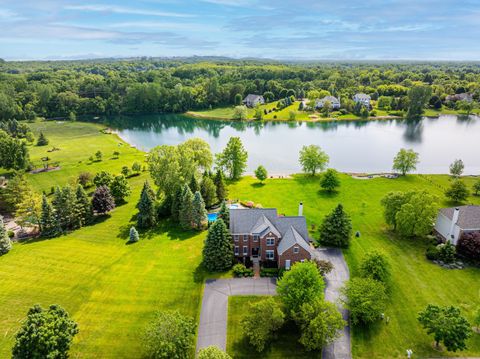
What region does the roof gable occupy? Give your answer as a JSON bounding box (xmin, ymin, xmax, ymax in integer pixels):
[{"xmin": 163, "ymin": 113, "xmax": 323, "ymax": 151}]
[
  {"xmin": 439, "ymin": 205, "xmax": 480, "ymax": 229},
  {"xmin": 277, "ymin": 226, "xmax": 312, "ymax": 255}
]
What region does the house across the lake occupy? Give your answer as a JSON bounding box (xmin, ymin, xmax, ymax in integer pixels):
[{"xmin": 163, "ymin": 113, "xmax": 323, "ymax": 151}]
[
  {"xmin": 315, "ymin": 96, "xmax": 341, "ymax": 110},
  {"xmin": 229, "ymin": 205, "xmax": 313, "ymax": 269},
  {"xmin": 353, "ymin": 93, "xmax": 371, "ymax": 108},
  {"xmin": 445, "ymin": 93, "xmax": 473, "ymax": 103},
  {"xmin": 434, "ymin": 205, "xmax": 480, "ymax": 245},
  {"xmin": 243, "ymin": 94, "xmax": 265, "ymax": 108}
]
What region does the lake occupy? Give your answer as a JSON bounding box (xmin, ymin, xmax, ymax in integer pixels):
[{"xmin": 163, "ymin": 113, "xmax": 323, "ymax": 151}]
[{"xmin": 107, "ymin": 114, "xmax": 480, "ymax": 175}]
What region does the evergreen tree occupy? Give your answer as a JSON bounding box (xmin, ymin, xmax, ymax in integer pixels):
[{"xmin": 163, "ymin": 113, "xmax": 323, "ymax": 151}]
[
  {"xmin": 179, "ymin": 185, "xmax": 194, "ymax": 229},
  {"xmin": 92, "ymin": 185, "xmax": 115, "ymax": 215},
  {"xmin": 75, "ymin": 184, "xmax": 93, "ymax": 227},
  {"xmin": 320, "ymin": 168, "xmax": 341, "ymax": 192},
  {"xmin": 36, "ymin": 132, "xmax": 49, "ymax": 146},
  {"xmin": 200, "ymin": 173, "xmax": 218, "ymax": 208},
  {"xmin": 218, "ymin": 200, "xmax": 230, "ymax": 228},
  {"xmin": 202, "ymin": 218, "xmax": 233, "ymax": 271},
  {"xmin": 189, "ymin": 175, "xmax": 200, "ymax": 193},
  {"xmin": 214, "ymin": 169, "xmax": 228, "ymax": 203},
  {"xmin": 191, "ymin": 191, "xmax": 207, "ymax": 230},
  {"xmin": 110, "ymin": 175, "xmax": 131, "ymax": 203},
  {"xmin": 129, "ymin": 226, "xmax": 139, "ymax": 243},
  {"xmin": 137, "ymin": 182, "xmax": 157, "ymax": 228},
  {"xmin": 40, "ymin": 194, "xmax": 59, "ymax": 238},
  {"xmin": 0, "ymin": 216, "xmax": 12, "ymax": 256},
  {"xmin": 52, "ymin": 186, "xmax": 78, "ymax": 231},
  {"xmin": 170, "ymin": 186, "xmax": 184, "ymax": 222},
  {"xmin": 318, "ymin": 204, "xmax": 352, "ymax": 247}
]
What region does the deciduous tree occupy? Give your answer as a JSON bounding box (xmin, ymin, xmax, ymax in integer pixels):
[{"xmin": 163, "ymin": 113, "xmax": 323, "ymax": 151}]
[
  {"xmin": 92, "ymin": 185, "xmax": 115, "ymax": 215},
  {"xmin": 445, "ymin": 180, "xmax": 469, "ymax": 203},
  {"xmin": 110, "ymin": 175, "xmax": 131, "ymax": 203},
  {"xmin": 449, "ymin": 159, "xmax": 465, "ymax": 178},
  {"xmin": 254, "ymin": 165, "xmax": 268, "ymax": 183},
  {"xmin": 215, "ymin": 137, "xmax": 248, "ymax": 180},
  {"xmin": 320, "ymin": 168, "xmax": 340, "ymax": 192},
  {"xmin": 197, "ymin": 346, "xmax": 232, "ymax": 359},
  {"xmin": 299, "ymin": 145, "xmax": 329, "ymax": 176},
  {"xmin": 392, "ymin": 148, "xmax": 419, "ymax": 175}
]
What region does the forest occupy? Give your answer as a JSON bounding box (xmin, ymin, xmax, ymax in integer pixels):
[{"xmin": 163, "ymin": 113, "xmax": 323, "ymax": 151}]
[{"xmin": 1, "ymin": 58, "xmax": 480, "ymax": 120}]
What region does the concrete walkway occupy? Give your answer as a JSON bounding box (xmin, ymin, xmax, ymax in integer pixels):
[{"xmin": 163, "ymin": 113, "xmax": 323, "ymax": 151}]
[
  {"xmin": 314, "ymin": 248, "xmax": 352, "ymax": 359},
  {"xmin": 196, "ymin": 277, "xmax": 277, "ymax": 352}
]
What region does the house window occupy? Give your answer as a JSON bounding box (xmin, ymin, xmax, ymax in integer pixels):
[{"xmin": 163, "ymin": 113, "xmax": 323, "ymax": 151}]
[
  {"xmin": 243, "ymin": 235, "xmax": 248, "ymax": 242},
  {"xmin": 266, "ymin": 250, "xmax": 274, "ymax": 260},
  {"xmin": 243, "ymin": 246, "xmax": 248, "ymax": 255},
  {"xmin": 293, "ymin": 246, "xmax": 299, "ymax": 254},
  {"xmin": 234, "ymin": 246, "xmax": 239, "ymax": 256},
  {"xmin": 266, "ymin": 237, "xmax": 275, "ymax": 246},
  {"xmin": 253, "ymin": 235, "xmax": 259, "ymax": 242},
  {"xmin": 234, "ymin": 235, "xmax": 239, "ymax": 242}
]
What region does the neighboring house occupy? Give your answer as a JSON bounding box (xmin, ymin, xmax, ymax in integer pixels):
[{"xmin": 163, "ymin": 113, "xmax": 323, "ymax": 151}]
[
  {"xmin": 445, "ymin": 93, "xmax": 473, "ymax": 102},
  {"xmin": 229, "ymin": 205, "xmax": 313, "ymax": 269},
  {"xmin": 315, "ymin": 96, "xmax": 341, "ymax": 110},
  {"xmin": 434, "ymin": 205, "xmax": 480, "ymax": 245},
  {"xmin": 353, "ymin": 93, "xmax": 371, "ymax": 108},
  {"xmin": 243, "ymin": 94, "xmax": 265, "ymax": 108}
]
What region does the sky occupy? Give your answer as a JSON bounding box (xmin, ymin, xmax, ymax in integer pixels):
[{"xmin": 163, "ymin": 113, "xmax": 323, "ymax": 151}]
[{"xmin": 1, "ymin": 0, "xmax": 480, "ymax": 61}]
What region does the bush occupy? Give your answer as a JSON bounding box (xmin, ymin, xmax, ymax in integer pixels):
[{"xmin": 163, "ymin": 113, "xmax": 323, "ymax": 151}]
[
  {"xmin": 426, "ymin": 245, "xmax": 440, "ymax": 260},
  {"xmin": 197, "ymin": 346, "xmax": 232, "ymax": 359},
  {"xmin": 313, "ymin": 258, "xmax": 334, "ymax": 276},
  {"xmin": 7, "ymin": 230, "xmax": 14, "ymax": 238},
  {"xmin": 233, "ymin": 263, "xmax": 253, "ymax": 277},
  {"xmin": 437, "ymin": 241, "xmax": 456, "ymax": 263},
  {"xmin": 359, "ymin": 251, "xmax": 391, "ymax": 284},
  {"xmin": 457, "ymin": 232, "xmax": 480, "ymax": 262},
  {"xmin": 260, "ymin": 268, "xmax": 278, "ymax": 277}
]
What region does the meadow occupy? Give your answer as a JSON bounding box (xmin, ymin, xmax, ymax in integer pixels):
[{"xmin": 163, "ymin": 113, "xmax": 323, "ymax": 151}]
[{"xmin": 0, "ymin": 120, "xmax": 479, "ymax": 358}]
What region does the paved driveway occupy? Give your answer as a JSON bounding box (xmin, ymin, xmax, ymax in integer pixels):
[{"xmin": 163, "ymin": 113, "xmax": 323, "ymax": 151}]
[
  {"xmin": 314, "ymin": 248, "xmax": 352, "ymax": 359},
  {"xmin": 196, "ymin": 277, "xmax": 277, "ymax": 352}
]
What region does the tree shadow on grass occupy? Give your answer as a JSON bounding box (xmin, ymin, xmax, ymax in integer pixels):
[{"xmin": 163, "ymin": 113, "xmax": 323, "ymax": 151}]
[
  {"xmin": 250, "ymin": 182, "xmax": 265, "ymax": 188},
  {"xmin": 193, "ymin": 263, "xmax": 232, "ymax": 283},
  {"xmin": 116, "ymin": 219, "xmax": 201, "ymax": 242},
  {"xmin": 317, "ymin": 189, "xmax": 339, "ymax": 199}
]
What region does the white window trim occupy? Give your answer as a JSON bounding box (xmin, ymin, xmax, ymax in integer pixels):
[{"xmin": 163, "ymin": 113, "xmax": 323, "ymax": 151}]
[
  {"xmin": 243, "ymin": 235, "xmax": 248, "ymax": 242},
  {"xmin": 243, "ymin": 246, "xmax": 248, "ymax": 255},
  {"xmin": 234, "ymin": 235, "xmax": 239, "ymax": 242},
  {"xmin": 253, "ymin": 234, "xmax": 259, "ymax": 242},
  {"xmin": 234, "ymin": 246, "xmax": 239, "ymax": 255},
  {"xmin": 293, "ymin": 246, "xmax": 299, "ymax": 254},
  {"xmin": 266, "ymin": 237, "xmax": 275, "ymax": 246},
  {"xmin": 266, "ymin": 250, "xmax": 274, "ymax": 260}
]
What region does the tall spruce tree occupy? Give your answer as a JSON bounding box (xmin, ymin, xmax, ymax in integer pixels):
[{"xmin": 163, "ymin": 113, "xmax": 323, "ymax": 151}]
[
  {"xmin": 40, "ymin": 194, "xmax": 59, "ymax": 238},
  {"xmin": 200, "ymin": 174, "xmax": 218, "ymax": 208},
  {"xmin": 75, "ymin": 184, "xmax": 93, "ymax": 227},
  {"xmin": 218, "ymin": 200, "xmax": 230, "ymax": 228},
  {"xmin": 189, "ymin": 175, "xmax": 200, "ymax": 193},
  {"xmin": 52, "ymin": 186, "xmax": 78, "ymax": 231},
  {"xmin": 191, "ymin": 191, "xmax": 207, "ymax": 230},
  {"xmin": 0, "ymin": 216, "xmax": 12, "ymax": 255},
  {"xmin": 137, "ymin": 181, "xmax": 157, "ymax": 228},
  {"xmin": 318, "ymin": 204, "xmax": 352, "ymax": 247},
  {"xmin": 179, "ymin": 185, "xmax": 194, "ymax": 229},
  {"xmin": 202, "ymin": 218, "xmax": 233, "ymax": 271},
  {"xmin": 170, "ymin": 186, "xmax": 183, "ymax": 222},
  {"xmin": 214, "ymin": 170, "xmax": 228, "ymax": 202}
]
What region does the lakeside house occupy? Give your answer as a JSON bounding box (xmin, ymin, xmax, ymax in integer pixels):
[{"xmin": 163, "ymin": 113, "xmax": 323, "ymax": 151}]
[
  {"xmin": 243, "ymin": 94, "xmax": 265, "ymax": 108},
  {"xmin": 229, "ymin": 205, "xmax": 313, "ymax": 269},
  {"xmin": 353, "ymin": 93, "xmax": 371, "ymax": 108},
  {"xmin": 315, "ymin": 96, "xmax": 341, "ymax": 110},
  {"xmin": 434, "ymin": 205, "xmax": 480, "ymax": 245},
  {"xmin": 445, "ymin": 93, "xmax": 473, "ymax": 102}
]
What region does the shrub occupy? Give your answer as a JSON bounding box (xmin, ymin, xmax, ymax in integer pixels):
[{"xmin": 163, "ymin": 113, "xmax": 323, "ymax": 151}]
[
  {"xmin": 7, "ymin": 230, "xmax": 14, "ymax": 238},
  {"xmin": 425, "ymin": 245, "xmax": 440, "ymax": 260},
  {"xmin": 197, "ymin": 346, "xmax": 232, "ymax": 359},
  {"xmin": 233, "ymin": 263, "xmax": 253, "ymax": 277},
  {"xmin": 313, "ymin": 258, "xmax": 334, "ymax": 276},
  {"xmin": 78, "ymin": 172, "xmax": 93, "ymax": 187},
  {"xmin": 129, "ymin": 227, "xmax": 139, "ymax": 243},
  {"xmin": 260, "ymin": 268, "xmax": 278, "ymax": 277},
  {"xmin": 445, "ymin": 180, "xmax": 470, "ymax": 203},
  {"xmin": 359, "ymin": 250, "xmax": 391, "ymax": 284},
  {"xmin": 457, "ymin": 232, "xmax": 480, "ymax": 262},
  {"xmin": 437, "ymin": 241, "xmax": 456, "ymax": 263}
]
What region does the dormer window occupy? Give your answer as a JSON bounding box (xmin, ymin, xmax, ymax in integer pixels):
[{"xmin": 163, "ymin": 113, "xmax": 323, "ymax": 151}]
[
  {"xmin": 293, "ymin": 246, "xmax": 299, "ymax": 254},
  {"xmin": 253, "ymin": 235, "xmax": 259, "ymax": 242}
]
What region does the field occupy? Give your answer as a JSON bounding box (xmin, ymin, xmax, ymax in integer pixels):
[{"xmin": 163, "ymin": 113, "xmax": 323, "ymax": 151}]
[
  {"xmin": 227, "ymin": 175, "xmax": 480, "ymax": 358},
  {"xmin": 1, "ymin": 120, "xmax": 480, "ymax": 358}
]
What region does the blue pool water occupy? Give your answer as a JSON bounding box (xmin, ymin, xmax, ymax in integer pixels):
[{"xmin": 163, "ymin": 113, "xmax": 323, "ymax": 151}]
[{"xmin": 207, "ymin": 213, "xmax": 218, "ymax": 222}]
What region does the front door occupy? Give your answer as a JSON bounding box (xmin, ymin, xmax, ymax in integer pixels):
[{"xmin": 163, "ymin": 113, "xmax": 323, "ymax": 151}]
[
  {"xmin": 285, "ymin": 260, "xmax": 291, "ymax": 270},
  {"xmin": 252, "ymin": 248, "xmax": 259, "ymax": 257}
]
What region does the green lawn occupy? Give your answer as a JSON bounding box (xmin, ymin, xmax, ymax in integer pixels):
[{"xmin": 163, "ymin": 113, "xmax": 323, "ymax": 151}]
[
  {"xmin": 228, "ymin": 175, "xmax": 480, "ymax": 359},
  {"xmin": 0, "ymin": 121, "xmax": 209, "ymax": 358},
  {"xmin": 227, "ymin": 296, "xmax": 321, "ymax": 359}
]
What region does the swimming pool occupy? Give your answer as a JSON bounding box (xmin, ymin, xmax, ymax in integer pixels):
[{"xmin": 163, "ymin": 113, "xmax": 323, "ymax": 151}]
[{"xmin": 207, "ymin": 213, "xmax": 218, "ymax": 222}]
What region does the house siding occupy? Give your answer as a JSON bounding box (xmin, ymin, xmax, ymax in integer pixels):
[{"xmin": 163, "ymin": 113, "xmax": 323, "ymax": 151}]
[{"xmin": 278, "ymin": 245, "xmax": 311, "ymax": 268}]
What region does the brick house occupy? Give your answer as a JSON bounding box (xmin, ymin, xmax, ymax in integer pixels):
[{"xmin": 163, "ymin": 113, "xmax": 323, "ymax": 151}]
[{"xmin": 229, "ymin": 207, "xmax": 313, "ymax": 269}]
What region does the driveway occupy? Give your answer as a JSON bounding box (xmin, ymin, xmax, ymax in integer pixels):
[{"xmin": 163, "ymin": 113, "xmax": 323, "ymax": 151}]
[
  {"xmin": 314, "ymin": 248, "xmax": 352, "ymax": 359},
  {"xmin": 196, "ymin": 277, "xmax": 277, "ymax": 352}
]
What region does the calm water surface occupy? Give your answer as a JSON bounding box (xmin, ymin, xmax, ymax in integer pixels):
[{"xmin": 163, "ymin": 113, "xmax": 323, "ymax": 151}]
[{"xmin": 107, "ymin": 114, "xmax": 480, "ymax": 174}]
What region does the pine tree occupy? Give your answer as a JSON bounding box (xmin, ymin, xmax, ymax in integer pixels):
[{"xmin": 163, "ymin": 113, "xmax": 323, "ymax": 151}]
[
  {"xmin": 129, "ymin": 226, "xmax": 139, "ymax": 243},
  {"xmin": 110, "ymin": 175, "xmax": 131, "ymax": 203},
  {"xmin": 36, "ymin": 132, "xmax": 49, "ymax": 146},
  {"xmin": 189, "ymin": 175, "xmax": 200, "ymax": 193},
  {"xmin": 170, "ymin": 186, "xmax": 184, "ymax": 222},
  {"xmin": 75, "ymin": 184, "xmax": 93, "ymax": 227},
  {"xmin": 202, "ymin": 218, "xmax": 233, "ymax": 271},
  {"xmin": 179, "ymin": 185, "xmax": 194, "ymax": 229},
  {"xmin": 218, "ymin": 200, "xmax": 230, "ymax": 228},
  {"xmin": 200, "ymin": 174, "xmax": 218, "ymax": 208},
  {"xmin": 318, "ymin": 204, "xmax": 352, "ymax": 247},
  {"xmin": 52, "ymin": 186, "xmax": 78, "ymax": 231},
  {"xmin": 214, "ymin": 169, "xmax": 228, "ymax": 202},
  {"xmin": 137, "ymin": 182, "xmax": 156, "ymax": 228},
  {"xmin": 0, "ymin": 216, "xmax": 12, "ymax": 255},
  {"xmin": 92, "ymin": 185, "xmax": 115, "ymax": 215},
  {"xmin": 191, "ymin": 191, "xmax": 207, "ymax": 230},
  {"xmin": 40, "ymin": 194, "xmax": 59, "ymax": 238}
]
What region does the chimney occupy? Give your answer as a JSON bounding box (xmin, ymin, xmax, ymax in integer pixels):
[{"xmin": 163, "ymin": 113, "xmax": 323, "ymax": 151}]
[
  {"xmin": 298, "ymin": 202, "xmax": 303, "ymax": 217},
  {"xmin": 448, "ymin": 207, "xmax": 460, "ymax": 242}
]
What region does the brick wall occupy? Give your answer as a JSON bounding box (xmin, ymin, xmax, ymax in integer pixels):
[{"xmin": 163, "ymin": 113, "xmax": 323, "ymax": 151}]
[{"xmin": 278, "ymin": 245, "xmax": 311, "ymax": 268}]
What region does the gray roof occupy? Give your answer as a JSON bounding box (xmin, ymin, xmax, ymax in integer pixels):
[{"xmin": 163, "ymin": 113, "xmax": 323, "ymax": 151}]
[
  {"xmin": 316, "ymin": 95, "xmax": 340, "ymax": 105},
  {"xmin": 243, "ymin": 94, "xmax": 263, "ymax": 102},
  {"xmin": 277, "ymin": 226, "xmax": 312, "ymax": 255},
  {"xmin": 354, "ymin": 93, "xmax": 371, "ymax": 100},
  {"xmin": 439, "ymin": 205, "xmax": 480, "ymax": 229},
  {"xmin": 229, "ymin": 208, "xmax": 310, "ymax": 246}
]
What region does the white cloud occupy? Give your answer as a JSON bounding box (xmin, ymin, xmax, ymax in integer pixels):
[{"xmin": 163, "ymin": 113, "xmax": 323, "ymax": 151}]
[{"xmin": 64, "ymin": 4, "xmax": 194, "ymax": 18}]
